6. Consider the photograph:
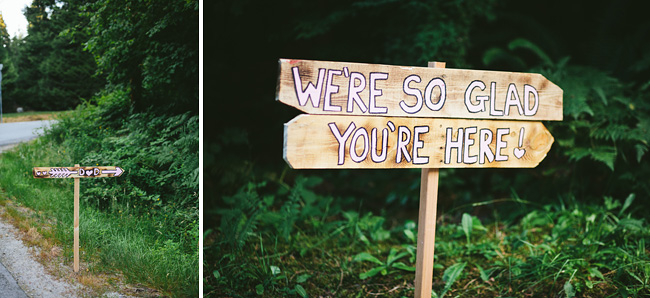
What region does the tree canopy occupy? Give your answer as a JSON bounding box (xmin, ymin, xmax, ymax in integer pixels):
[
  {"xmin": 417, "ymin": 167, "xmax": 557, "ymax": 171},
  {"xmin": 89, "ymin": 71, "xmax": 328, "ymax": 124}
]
[
  {"xmin": 1, "ymin": 0, "xmax": 198, "ymax": 114},
  {"xmin": 84, "ymin": 0, "xmax": 199, "ymax": 114}
]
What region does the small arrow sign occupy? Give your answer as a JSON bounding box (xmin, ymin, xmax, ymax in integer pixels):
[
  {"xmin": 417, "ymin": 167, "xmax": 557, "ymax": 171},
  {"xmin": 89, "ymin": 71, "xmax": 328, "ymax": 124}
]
[
  {"xmin": 101, "ymin": 167, "xmax": 124, "ymax": 177},
  {"xmin": 33, "ymin": 166, "xmax": 125, "ymax": 178}
]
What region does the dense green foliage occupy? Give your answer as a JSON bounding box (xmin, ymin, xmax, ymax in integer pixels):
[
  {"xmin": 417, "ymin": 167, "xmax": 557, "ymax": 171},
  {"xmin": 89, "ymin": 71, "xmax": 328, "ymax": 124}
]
[
  {"xmin": 208, "ymin": 0, "xmax": 650, "ymax": 296},
  {"xmin": 2, "ymin": 0, "xmax": 102, "ymax": 111},
  {"xmin": 45, "ymin": 89, "xmax": 199, "ymax": 251},
  {"xmin": 207, "ymin": 177, "xmax": 650, "ymax": 297},
  {"xmin": 84, "ymin": 0, "xmax": 199, "ymax": 114}
]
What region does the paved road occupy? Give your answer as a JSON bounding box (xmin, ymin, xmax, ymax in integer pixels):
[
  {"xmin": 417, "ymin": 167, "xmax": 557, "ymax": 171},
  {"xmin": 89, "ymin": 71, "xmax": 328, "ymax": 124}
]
[
  {"xmin": 0, "ymin": 120, "xmax": 57, "ymax": 152},
  {"xmin": 0, "ymin": 261, "xmax": 28, "ymax": 298}
]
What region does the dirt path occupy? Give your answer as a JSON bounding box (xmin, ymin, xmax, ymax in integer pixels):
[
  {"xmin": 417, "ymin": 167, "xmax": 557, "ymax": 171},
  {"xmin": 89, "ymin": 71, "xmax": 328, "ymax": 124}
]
[
  {"xmin": 2, "ymin": 112, "xmax": 63, "ymax": 123},
  {"xmin": 0, "ymin": 216, "xmax": 82, "ymax": 297}
]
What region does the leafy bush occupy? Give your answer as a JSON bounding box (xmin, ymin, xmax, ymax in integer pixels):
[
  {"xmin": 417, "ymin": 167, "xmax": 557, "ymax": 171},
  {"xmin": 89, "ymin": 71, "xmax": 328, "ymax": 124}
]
[
  {"xmin": 479, "ymin": 39, "xmax": 650, "ymax": 207},
  {"xmin": 45, "ymin": 88, "xmax": 199, "ymax": 251}
]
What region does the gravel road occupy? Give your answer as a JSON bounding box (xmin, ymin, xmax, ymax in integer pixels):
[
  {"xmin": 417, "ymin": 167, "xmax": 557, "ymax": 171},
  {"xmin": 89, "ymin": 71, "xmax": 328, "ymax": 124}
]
[{"xmin": 0, "ymin": 218, "xmax": 81, "ymax": 297}]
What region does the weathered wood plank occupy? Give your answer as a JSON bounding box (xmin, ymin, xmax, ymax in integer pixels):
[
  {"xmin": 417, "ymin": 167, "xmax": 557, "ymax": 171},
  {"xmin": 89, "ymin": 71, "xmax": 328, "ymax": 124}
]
[
  {"xmin": 284, "ymin": 114, "xmax": 554, "ymax": 169},
  {"xmin": 276, "ymin": 59, "xmax": 563, "ymax": 121}
]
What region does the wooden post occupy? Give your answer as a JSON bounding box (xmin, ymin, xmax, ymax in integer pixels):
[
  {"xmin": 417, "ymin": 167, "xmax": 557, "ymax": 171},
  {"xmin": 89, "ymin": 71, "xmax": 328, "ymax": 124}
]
[
  {"xmin": 74, "ymin": 163, "xmax": 80, "ymax": 273},
  {"xmin": 414, "ymin": 61, "xmax": 445, "ymax": 298}
]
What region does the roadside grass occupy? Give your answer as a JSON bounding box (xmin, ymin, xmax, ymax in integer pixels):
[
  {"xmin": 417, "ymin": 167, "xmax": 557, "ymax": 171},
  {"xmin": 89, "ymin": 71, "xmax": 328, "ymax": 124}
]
[
  {"xmin": 0, "ymin": 137, "xmax": 198, "ymax": 297},
  {"xmin": 206, "ymin": 176, "xmax": 650, "ymax": 297},
  {"xmin": 1, "ymin": 111, "xmax": 71, "ymax": 123}
]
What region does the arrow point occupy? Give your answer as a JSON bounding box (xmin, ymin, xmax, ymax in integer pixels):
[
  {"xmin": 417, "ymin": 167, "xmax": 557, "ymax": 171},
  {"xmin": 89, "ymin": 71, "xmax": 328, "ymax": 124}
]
[{"xmin": 115, "ymin": 167, "xmax": 124, "ymax": 177}]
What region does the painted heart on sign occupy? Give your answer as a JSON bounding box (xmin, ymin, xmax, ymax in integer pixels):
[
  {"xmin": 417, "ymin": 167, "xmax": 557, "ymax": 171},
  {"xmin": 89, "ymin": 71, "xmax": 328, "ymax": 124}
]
[{"xmin": 513, "ymin": 148, "xmax": 525, "ymax": 159}]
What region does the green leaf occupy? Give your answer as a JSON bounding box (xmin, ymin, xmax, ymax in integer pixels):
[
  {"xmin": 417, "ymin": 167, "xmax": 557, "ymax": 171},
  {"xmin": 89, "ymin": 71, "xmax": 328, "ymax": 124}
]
[
  {"xmin": 386, "ymin": 248, "xmax": 408, "ymax": 265},
  {"xmin": 359, "ymin": 266, "xmax": 385, "ymax": 280},
  {"xmin": 619, "ymin": 193, "xmax": 635, "ymax": 216},
  {"xmin": 476, "ymin": 265, "xmax": 490, "ymax": 282},
  {"xmin": 462, "ymin": 213, "xmax": 472, "ymax": 244},
  {"xmin": 353, "ymin": 252, "xmax": 383, "ymax": 265},
  {"xmin": 472, "ymin": 216, "xmax": 487, "ymax": 231},
  {"xmin": 213, "ymin": 270, "xmax": 220, "ymax": 279},
  {"xmin": 270, "ymin": 265, "xmax": 281, "ymax": 276},
  {"xmin": 565, "ymin": 147, "xmax": 591, "ymax": 162},
  {"xmin": 297, "ymin": 273, "xmax": 311, "ymax": 283},
  {"xmin": 617, "ymin": 218, "xmax": 643, "ymax": 232},
  {"xmin": 589, "ymin": 146, "xmax": 616, "ymax": 171},
  {"xmin": 295, "ymin": 284, "xmax": 308, "ymax": 298},
  {"xmin": 635, "ymin": 144, "xmax": 648, "ymax": 162},
  {"xmin": 564, "ymin": 281, "xmax": 576, "ymax": 298},
  {"xmin": 564, "ymin": 93, "xmax": 594, "ymax": 118},
  {"xmin": 358, "ymin": 232, "xmax": 370, "ymax": 245},
  {"xmin": 593, "ymin": 86, "xmax": 607, "ymax": 105},
  {"xmin": 588, "ymin": 267, "xmax": 605, "ymax": 280},
  {"xmin": 392, "ymin": 262, "xmax": 416, "ymax": 272},
  {"xmin": 604, "ymin": 196, "xmax": 621, "ymax": 210},
  {"xmin": 255, "ymin": 284, "xmax": 264, "ymax": 295},
  {"xmin": 404, "ymin": 229, "xmax": 416, "ymax": 243},
  {"xmin": 442, "ymin": 262, "xmax": 466, "ymax": 283},
  {"xmin": 371, "ymin": 229, "xmax": 391, "ymax": 242},
  {"xmin": 440, "ymin": 262, "xmax": 466, "ymax": 298}
]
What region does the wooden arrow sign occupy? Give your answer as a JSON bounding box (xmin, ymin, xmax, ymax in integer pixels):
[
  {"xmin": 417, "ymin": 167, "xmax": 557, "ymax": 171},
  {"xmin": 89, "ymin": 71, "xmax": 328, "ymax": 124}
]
[
  {"xmin": 284, "ymin": 115, "xmax": 553, "ymax": 169},
  {"xmin": 276, "ymin": 59, "xmax": 563, "ymax": 121},
  {"xmin": 33, "ymin": 166, "xmax": 124, "ymax": 178},
  {"xmin": 32, "ymin": 164, "xmax": 124, "ymax": 273}
]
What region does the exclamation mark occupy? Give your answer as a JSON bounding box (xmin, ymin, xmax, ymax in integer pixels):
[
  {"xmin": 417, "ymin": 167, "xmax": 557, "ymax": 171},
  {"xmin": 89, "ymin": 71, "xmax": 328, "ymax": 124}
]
[{"xmin": 513, "ymin": 127, "xmax": 526, "ymax": 159}]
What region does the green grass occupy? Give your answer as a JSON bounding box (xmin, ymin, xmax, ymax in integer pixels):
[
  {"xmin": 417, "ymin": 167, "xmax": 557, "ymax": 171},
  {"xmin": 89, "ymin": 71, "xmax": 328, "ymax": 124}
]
[
  {"xmin": 0, "ymin": 138, "xmax": 198, "ymax": 297},
  {"xmin": 206, "ymin": 177, "xmax": 650, "ymax": 297}
]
